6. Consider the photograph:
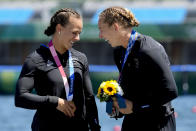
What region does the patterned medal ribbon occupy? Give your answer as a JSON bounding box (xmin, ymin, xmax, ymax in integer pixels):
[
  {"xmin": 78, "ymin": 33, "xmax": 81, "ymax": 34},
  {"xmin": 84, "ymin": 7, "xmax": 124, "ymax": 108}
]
[
  {"xmin": 48, "ymin": 40, "xmax": 74, "ymax": 101},
  {"xmin": 118, "ymin": 30, "xmax": 139, "ymax": 84}
]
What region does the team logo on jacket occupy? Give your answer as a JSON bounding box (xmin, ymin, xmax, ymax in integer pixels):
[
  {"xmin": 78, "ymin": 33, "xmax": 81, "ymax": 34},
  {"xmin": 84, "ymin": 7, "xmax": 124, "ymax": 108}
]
[
  {"xmin": 72, "ymin": 57, "xmax": 79, "ymax": 61},
  {"xmin": 72, "ymin": 57, "xmax": 79, "ymax": 64},
  {"xmin": 46, "ymin": 59, "xmax": 54, "ymax": 66},
  {"xmin": 133, "ymin": 58, "xmax": 139, "ymax": 69}
]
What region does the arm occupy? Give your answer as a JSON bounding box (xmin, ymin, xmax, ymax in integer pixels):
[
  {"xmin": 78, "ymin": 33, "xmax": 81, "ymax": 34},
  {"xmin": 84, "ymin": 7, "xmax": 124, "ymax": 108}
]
[
  {"xmin": 83, "ymin": 56, "xmax": 101, "ymax": 131},
  {"xmin": 114, "ymin": 37, "xmax": 177, "ymax": 112},
  {"xmin": 141, "ymin": 42, "xmax": 178, "ymax": 107},
  {"xmin": 15, "ymin": 55, "xmax": 58, "ymax": 109},
  {"xmin": 113, "ymin": 47, "xmax": 134, "ymax": 115}
]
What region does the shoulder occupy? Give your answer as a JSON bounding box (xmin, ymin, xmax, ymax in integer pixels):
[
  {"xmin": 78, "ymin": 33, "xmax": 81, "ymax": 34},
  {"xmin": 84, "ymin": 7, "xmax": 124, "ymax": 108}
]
[
  {"xmin": 137, "ymin": 35, "xmax": 170, "ymax": 65},
  {"xmin": 137, "ymin": 35, "xmax": 163, "ymax": 52},
  {"xmin": 23, "ymin": 45, "xmax": 51, "ymax": 70},
  {"xmin": 71, "ymin": 48, "xmax": 86, "ymax": 56},
  {"xmin": 70, "ymin": 48, "xmax": 89, "ymax": 68},
  {"xmin": 26, "ymin": 45, "xmax": 51, "ymax": 63},
  {"xmin": 71, "ymin": 48, "xmax": 87, "ymax": 60},
  {"xmin": 134, "ymin": 34, "xmax": 166, "ymax": 58}
]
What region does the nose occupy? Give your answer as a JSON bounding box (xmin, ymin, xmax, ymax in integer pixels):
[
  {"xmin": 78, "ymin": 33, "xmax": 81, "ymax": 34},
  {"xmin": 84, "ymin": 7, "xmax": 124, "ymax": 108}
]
[{"xmin": 74, "ymin": 34, "xmax": 80, "ymax": 41}]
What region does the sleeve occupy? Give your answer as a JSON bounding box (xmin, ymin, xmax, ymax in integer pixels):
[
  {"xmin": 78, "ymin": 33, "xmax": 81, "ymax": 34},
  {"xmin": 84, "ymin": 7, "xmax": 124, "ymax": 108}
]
[
  {"xmin": 140, "ymin": 42, "xmax": 178, "ymax": 107},
  {"xmin": 15, "ymin": 55, "xmax": 58, "ymax": 109},
  {"xmin": 82, "ymin": 55, "xmax": 101, "ymax": 131}
]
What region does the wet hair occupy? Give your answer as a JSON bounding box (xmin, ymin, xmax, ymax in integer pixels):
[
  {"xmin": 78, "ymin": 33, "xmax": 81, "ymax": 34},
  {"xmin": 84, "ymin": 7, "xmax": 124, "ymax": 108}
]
[
  {"xmin": 44, "ymin": 8, "xmax": 81, "ymax": 36},
  {"xmin": 99, "ymin": 6, "xmax": 139, "ymax": 28}
]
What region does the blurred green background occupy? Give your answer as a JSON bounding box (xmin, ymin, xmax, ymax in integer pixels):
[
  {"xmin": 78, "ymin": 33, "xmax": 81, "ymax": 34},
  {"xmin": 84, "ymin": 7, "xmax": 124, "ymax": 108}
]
[{"xmin": 1, "ymin": 0, "xmax": 196, "ymax": 95}]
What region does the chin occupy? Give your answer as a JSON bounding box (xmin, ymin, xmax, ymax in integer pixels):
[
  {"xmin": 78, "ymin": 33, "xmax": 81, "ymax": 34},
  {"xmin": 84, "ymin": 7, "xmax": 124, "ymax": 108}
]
[
  {"xmin": 108, "ymin": 42, "xmax": 114, "ymax": 47},
  {"xmin": 110, "ymin": 44, "xmax": 117, "ymax": 48}
]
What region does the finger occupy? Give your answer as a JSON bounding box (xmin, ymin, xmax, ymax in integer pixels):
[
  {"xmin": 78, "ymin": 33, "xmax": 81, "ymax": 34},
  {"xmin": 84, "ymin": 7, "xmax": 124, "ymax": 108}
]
[
  {"xmin": 63, "ymin": 101, "xmax": 75, "ymax": 117},
  {"xmin": 113, "ymin": 101, "xmax": 119, "ymax": 109},
  {"xmin": 112, "ymin": 107, "xmax": 116, "ymax": 113},
  {"xmin": 69, "ymin": 101, "xmax": 76, "ymax": 112},
  {"xmin": 64, "ymin": 105, "xmax": 74, "ymax": 117},
  {"xmin": 112, "ymin": 107, "xmax": 119, "ymax": 115},
  {"xmin": 68, "ymin": 105, "xmax": 75, "ymax": 117}
]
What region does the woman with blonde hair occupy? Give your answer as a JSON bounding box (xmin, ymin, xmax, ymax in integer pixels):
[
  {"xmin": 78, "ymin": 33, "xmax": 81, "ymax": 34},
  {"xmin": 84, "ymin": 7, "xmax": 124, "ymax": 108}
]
[{"xmin": 98, "ymin": 6, "xmax": 177, "ymax": 131}]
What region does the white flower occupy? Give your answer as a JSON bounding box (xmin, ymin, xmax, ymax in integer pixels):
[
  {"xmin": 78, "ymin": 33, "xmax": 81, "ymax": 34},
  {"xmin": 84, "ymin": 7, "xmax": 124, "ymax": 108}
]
[{"xmin": 117, "ymin": 85, "xmax": 124, "ymax": 96}]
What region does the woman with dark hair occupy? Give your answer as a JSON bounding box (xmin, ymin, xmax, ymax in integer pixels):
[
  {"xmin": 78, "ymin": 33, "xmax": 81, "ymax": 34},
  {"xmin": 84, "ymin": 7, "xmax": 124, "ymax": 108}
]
[
  {"xmin": 98, "ymin": 6, "xmax": 178, "ymax": 131},
  {"xmin": 15, "ymin": 8, "xmax": 100, "ymax": 131}
]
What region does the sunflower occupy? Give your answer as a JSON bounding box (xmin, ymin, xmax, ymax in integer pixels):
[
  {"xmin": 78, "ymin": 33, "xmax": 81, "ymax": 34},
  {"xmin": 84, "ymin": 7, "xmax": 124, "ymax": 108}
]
[
  {"xmin": 97, "ymin": 80, "xmax": 121, "ymax": 102},
  {"xmin": 97, "ymin": 85, "xmax": 103, "ymax": 96},
  {"xmin": 103, "ymin": 80, "xmax": 118, "ymax": 96},
  {"xmin": 103, "ymin": 86, "xmax": 117, "ymax": 95},
  {"xmin": 97, "ymin": 80, "xmax": 119, "ymax": 97}
]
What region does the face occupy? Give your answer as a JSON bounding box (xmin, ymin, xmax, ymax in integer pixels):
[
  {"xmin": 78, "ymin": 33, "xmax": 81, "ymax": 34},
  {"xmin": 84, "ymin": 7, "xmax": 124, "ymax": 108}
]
[
  {"xmin": 98, "ymin": 18, "xmax": 119, "ymax": 47},
  {"xmin": 58, "ymin": 16, "xmax": 83, "ymax": 50}
]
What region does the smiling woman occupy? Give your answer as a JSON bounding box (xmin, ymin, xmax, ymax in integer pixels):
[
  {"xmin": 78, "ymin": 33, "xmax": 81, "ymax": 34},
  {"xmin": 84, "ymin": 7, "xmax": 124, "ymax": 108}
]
[
  {"xmin": 97, "ymin": 6, "xmax": 178, "ymax": 131},
  {"xmin": 15, "ymin": 8, "xmax": 100, "ymax": 131},
  {"xmin": 44, "ymin": 8, "xmax": 83, "ymax": 54},
  {"xmin": 98, "ymin": 7, "xmax": 139, "ymax": 48},
  {"xmin": 53, "ymin": 16, "xmax": 83, "ymax": 52}
]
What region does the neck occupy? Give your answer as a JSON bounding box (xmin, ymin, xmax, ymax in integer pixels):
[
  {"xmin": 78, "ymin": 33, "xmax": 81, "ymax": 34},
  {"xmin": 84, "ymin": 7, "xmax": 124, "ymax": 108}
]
[
  {"xmin": 121, "ymin": 31, "xmax": 132, "ymax": 49},
  {"xmin": 52, "ymin": 38, "xmax": 67, "ymax": 55}
]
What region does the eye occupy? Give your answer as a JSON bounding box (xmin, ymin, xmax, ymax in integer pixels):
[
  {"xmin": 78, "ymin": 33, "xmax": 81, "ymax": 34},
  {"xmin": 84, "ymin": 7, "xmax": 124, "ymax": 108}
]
[
  {"xmin": 72, "ymin": 31, "xmax": 81, "ymax": 36},
  {"xmin": 72, "ymin": 32, "xmax": 77, "ymax": 35}
]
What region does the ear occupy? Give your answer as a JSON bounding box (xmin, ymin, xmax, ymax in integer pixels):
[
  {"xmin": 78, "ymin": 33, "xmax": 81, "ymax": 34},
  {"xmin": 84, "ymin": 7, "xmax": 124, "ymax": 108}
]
[
  {"xmin": 113, "ymin": 23, "xmax": 119, "ymax": 31},
  {"xmin": 56, "ymin": 24, "xmax": 61, "ymax": 33}
]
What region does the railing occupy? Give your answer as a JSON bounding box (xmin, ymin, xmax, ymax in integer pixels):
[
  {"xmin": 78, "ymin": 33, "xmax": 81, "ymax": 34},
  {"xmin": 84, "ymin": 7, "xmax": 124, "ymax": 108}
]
[{"xmin": 0, "ymin": 65, "xmax": 196, "ymax": 95}]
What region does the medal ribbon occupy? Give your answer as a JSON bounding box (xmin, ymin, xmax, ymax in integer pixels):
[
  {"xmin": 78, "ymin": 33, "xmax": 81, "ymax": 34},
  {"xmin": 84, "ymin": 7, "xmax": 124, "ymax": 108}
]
[
  {"xmin": 118, "ymin": 30, "xmax": 139, "ymax": 84},
  {"xmin": 48, "ymin": 40, "xmax": 74, "ymax": 101}
]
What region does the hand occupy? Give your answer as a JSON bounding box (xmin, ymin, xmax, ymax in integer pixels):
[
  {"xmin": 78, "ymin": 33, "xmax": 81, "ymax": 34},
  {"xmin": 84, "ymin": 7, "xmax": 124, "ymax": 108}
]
[
  {"xmin": 56, "ymin": 98, "xmax": 76, "ymax": 117},
  {"xmin": 68, "ymin": 101, "xmax": 76, "ymax": 113},
  {"xmin": 113, "ymin": 99, "xmax": 133, "ymax": 114},
  {"xmin": 109, "ymin": 107, "xmax": 120, "ymax": 119}
]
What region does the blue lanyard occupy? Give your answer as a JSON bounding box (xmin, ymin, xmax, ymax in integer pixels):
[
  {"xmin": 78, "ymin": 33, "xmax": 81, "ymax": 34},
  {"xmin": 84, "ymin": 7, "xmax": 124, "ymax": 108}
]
[
  {"xmin": 118, "ymin": 30, "xmax": 139, "ymax": 84},
  {"xmin": 68, "ymin": 50, "xmax": 74, "ymax": 98}
]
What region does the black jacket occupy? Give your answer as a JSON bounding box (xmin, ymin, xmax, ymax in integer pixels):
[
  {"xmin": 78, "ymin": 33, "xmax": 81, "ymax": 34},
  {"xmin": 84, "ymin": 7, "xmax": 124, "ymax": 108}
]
[
  {"xmin": 15, "ymin": 45, "xmax": 100, "ymax": 131},
  {"xmin": 114, "ymin": 35, "xmax": 178, "ymax": 114}
]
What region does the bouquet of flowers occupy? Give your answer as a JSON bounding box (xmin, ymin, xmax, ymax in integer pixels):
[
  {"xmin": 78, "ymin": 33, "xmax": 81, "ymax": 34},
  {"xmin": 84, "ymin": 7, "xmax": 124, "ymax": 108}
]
[{"xmin": 97, "ymin": 80, "xmax": 126, "ymax": 116}]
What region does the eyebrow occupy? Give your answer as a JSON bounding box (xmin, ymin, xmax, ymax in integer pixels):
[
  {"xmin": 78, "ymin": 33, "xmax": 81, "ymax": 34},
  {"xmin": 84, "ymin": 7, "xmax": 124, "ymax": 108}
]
[{"xmin": 73, "ymin": 30, "xmax": 82, "ymax": 34}]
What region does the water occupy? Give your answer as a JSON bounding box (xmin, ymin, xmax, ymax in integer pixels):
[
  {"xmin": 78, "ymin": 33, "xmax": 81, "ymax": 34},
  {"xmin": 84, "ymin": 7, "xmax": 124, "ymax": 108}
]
[
  {"xmin": 0, "ymin": 95, "xmax": 196, "ymax": 131},
  {"xmin": 0, "ymin": 95, "xmax": 34, "ymax": 131}
]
